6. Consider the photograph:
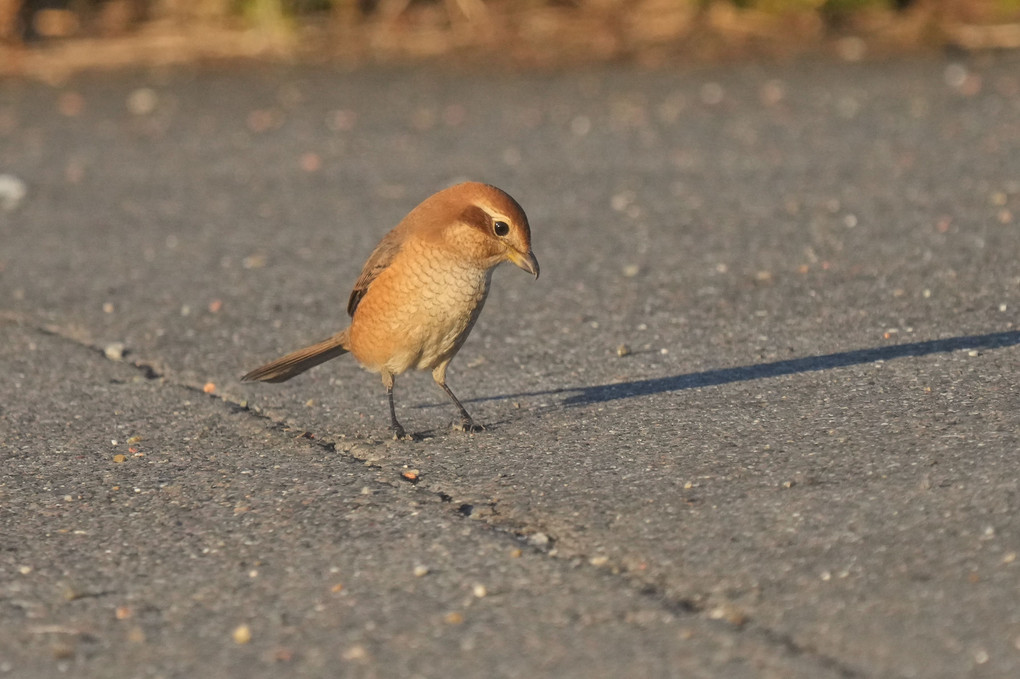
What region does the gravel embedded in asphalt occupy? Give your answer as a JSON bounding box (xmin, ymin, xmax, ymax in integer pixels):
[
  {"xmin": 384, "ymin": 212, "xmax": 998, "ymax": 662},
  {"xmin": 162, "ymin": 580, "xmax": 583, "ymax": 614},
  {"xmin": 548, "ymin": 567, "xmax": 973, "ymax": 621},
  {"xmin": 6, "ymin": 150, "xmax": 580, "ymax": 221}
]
[{"xmin": 1, "ymin": 55, "xmax": 1018, "ymax": 677}]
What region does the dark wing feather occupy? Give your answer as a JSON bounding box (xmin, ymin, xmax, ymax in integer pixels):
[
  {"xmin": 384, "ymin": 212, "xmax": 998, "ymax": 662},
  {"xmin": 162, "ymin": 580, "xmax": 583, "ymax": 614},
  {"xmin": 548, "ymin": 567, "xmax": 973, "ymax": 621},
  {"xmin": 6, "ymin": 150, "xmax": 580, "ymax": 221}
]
[{"xmin": 347, "ymin": 230, "xmax": 404, "ymax": 316}]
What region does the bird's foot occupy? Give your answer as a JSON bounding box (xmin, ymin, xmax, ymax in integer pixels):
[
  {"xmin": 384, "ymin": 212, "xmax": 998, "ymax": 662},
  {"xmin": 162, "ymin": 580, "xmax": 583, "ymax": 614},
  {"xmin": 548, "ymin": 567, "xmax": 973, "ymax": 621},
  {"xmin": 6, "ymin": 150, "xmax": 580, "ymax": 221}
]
[
  {"xmin": 453, "ymin": 418, "xmax": 485, "ymax": 433},
  {"xmin": 390, "ymin": 424, "xmax": 418, "ymax": 441}
]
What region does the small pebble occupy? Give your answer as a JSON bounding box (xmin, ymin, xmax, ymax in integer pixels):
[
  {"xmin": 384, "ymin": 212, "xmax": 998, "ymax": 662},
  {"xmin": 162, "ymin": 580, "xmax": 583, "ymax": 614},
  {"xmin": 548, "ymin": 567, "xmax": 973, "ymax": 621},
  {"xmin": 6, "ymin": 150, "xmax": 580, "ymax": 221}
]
[
  {"xmin": 611, "ymin": 191, "xmax": 634, "ymax": 212},
  {"xmin": 529, "ymin": 532, "xmax": 550, "ymax": 548},
  {"xmin": 299, "ymin": 152, "xmax": 321, "ymax": 172},
  {"xmin": 232, "ymin": 624, "xmax": 252, "ymax": 644},
  {"xmin": 242, "ymin": 254, "xmax": 267, "ymax": 269},
  {"xmin": 616, "ymin": 343, "xmax": 631, "ymax": 357},
  {"xmin": 62, "ymin": 584, "xmax": 84, "ymax": 601},
  {"xmin": 126, "ymin": 88, "xmax": 158, "ymax": 115},
  {"xmin": 944, "ymin": 63, "xmax": 968, "ymax": 88},
  {"xmin": 472, "ymin": 583, "xmax": 487, "ymax": 598},
  {"xmin": 708, "ymin": 603, "xmax": 748, "ymax": 627},
  {"xmin": 413, "ymin": 565, "xmax": 430, "ymax": 577},
  {"xmin": 0, "ymin": 174, "xmax": 27, "ymax": 211}
]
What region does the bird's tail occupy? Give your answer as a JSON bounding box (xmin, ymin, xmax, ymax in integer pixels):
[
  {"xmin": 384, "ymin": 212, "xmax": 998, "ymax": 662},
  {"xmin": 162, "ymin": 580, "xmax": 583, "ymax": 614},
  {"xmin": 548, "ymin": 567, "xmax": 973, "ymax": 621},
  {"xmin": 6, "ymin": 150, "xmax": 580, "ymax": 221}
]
[{"xmin": 242, "ymin": 329, "xmax": 350, "ymax": 383}]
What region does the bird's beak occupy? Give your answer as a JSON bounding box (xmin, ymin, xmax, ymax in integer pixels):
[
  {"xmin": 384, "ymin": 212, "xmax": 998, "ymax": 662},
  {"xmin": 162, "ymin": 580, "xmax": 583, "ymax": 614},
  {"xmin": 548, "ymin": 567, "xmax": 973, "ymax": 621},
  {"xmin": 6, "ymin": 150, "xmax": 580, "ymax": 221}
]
[{"xmin": 508, "ymin": 249, "xmax": 540, "ymax": 279}]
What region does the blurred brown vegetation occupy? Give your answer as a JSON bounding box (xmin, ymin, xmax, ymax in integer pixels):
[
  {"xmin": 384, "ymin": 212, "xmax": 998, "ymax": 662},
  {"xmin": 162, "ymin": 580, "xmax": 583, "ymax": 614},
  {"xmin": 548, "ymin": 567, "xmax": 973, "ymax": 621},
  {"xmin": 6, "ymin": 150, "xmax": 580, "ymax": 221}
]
[{"xmin": 1, "ymin": 0, "xmax": 1020, "ymax": 78}]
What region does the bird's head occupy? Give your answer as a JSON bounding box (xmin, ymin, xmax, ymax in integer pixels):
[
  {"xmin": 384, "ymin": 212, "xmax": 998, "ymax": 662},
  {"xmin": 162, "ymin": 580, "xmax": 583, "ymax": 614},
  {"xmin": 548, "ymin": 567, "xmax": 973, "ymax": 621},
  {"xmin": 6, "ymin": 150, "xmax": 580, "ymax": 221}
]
[{"xmin": 419, "ymin": 182, "xmax": 539, "ymax": 278}]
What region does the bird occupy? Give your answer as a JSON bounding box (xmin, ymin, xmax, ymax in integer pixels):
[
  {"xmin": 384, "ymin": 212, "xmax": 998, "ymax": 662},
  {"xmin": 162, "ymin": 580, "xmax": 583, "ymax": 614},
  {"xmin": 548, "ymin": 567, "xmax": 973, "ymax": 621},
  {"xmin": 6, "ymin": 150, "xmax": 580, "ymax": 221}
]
[{"xmin": 241, "ymin": 182, "xmax": 539, "ymax": 440}]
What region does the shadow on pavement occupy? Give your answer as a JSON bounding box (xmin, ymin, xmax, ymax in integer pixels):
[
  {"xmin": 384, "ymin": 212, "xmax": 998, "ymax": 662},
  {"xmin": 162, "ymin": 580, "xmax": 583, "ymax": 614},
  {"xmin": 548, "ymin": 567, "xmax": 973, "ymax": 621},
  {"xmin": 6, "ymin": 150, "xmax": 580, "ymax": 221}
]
[{"xmin": 473, "ymin": 330, "xmax": 1020, "ymax": 408}]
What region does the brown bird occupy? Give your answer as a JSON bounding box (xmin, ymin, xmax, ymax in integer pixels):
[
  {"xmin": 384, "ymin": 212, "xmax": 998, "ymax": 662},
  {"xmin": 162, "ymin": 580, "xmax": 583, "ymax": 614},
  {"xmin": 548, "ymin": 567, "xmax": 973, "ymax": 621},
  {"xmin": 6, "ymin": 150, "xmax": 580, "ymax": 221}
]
[{"xmin": 242, "ymin": 182, "xmax": 539, "ymax": 439}]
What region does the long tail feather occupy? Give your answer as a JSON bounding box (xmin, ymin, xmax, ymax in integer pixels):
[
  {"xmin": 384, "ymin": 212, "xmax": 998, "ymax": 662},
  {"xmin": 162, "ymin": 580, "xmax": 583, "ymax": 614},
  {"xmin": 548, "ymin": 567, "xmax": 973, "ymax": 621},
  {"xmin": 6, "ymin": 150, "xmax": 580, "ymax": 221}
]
[{"xmin": 242, "ymin": 330, "xmax": 350, "ymax": 383}]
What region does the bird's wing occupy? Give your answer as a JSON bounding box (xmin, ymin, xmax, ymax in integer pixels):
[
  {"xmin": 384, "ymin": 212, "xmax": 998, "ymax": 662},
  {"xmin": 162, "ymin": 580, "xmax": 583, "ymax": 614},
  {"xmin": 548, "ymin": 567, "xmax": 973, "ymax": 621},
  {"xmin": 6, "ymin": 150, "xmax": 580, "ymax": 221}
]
[{"xmin": 347, "ymin": 229, "xmax": 404, "ymax": 316}]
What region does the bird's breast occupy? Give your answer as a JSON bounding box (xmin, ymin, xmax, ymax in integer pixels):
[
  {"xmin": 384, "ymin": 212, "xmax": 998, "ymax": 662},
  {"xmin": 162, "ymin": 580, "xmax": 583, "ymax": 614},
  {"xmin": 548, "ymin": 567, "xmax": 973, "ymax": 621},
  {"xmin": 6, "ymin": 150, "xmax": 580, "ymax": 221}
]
[{"xmin": 347, "ymin": 246, "xmax": 493, "ymax": 375}]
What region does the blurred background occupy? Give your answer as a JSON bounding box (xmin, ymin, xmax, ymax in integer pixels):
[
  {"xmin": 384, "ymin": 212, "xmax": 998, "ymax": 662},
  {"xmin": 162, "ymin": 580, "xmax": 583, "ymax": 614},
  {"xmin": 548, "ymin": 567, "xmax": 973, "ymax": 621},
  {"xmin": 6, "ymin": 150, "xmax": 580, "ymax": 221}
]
[{"xmin": 2, "ymin": 0, "xmax": 1020, "ymax": 78}]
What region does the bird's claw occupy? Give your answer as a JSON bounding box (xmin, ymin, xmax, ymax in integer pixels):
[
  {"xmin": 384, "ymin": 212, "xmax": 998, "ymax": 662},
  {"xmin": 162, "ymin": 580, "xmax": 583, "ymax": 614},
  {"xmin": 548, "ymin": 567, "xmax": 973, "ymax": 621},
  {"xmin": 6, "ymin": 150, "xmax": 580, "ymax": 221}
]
[
  {"xmin": 390, "ymin": 425, "xmax": 418, "ymax": 441},
  {"xmin": 454, "ymin": 419, "xmax": 485, "ymax": 433}
]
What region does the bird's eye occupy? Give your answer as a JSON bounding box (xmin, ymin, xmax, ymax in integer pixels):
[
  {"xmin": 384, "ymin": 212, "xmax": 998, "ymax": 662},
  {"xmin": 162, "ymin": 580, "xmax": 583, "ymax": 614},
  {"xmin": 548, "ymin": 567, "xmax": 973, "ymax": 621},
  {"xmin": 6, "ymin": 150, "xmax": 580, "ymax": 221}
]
[{"xmin": 493, "ymin": 220, "xmax": 510, "ymax": 237}]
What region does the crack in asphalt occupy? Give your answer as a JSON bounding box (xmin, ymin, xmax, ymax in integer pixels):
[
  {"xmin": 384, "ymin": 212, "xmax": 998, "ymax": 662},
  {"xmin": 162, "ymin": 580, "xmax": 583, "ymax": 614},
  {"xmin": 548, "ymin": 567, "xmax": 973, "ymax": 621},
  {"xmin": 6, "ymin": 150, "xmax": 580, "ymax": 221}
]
[{"xmin": 21, "ymin": 316, "xmax": 863, "ymax": 677}]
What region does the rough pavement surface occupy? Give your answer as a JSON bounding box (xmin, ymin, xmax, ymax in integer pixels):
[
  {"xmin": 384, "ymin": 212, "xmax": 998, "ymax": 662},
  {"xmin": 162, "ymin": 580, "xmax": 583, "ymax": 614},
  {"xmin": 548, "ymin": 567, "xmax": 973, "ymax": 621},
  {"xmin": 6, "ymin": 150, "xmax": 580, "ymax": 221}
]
[{"xmin": 1, "ymin": 55, "xmax": 1019, "ymax": 677}]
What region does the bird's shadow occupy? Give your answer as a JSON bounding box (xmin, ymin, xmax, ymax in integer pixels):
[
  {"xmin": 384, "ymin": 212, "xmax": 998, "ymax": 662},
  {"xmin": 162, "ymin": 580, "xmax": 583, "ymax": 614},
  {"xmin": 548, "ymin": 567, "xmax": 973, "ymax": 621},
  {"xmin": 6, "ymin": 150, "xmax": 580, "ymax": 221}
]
[{"xmin": 463, "ymin": 329, "xmax": 1019, "ymax": 409}]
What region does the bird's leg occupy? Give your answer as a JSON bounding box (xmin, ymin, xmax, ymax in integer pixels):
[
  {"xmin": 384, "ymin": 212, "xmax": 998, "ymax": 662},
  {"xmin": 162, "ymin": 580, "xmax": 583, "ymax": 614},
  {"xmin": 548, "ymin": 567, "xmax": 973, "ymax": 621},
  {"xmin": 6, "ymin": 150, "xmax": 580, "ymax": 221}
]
[
  {"xmin": 382, "ymin": 372, "xmax": 411, "ymax": 440},
  {"xmin": 433, "ymin": 363, "xmax": 483, "ymax": 432}
]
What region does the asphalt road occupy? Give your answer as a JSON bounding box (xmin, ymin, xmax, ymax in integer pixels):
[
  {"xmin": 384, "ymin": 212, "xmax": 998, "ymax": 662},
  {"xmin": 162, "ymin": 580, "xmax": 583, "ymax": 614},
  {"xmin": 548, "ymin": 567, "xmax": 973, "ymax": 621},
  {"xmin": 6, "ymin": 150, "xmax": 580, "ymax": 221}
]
[{"xmin": 1, "ymin": 54, "xmax": 1018, "ymax": 678}]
